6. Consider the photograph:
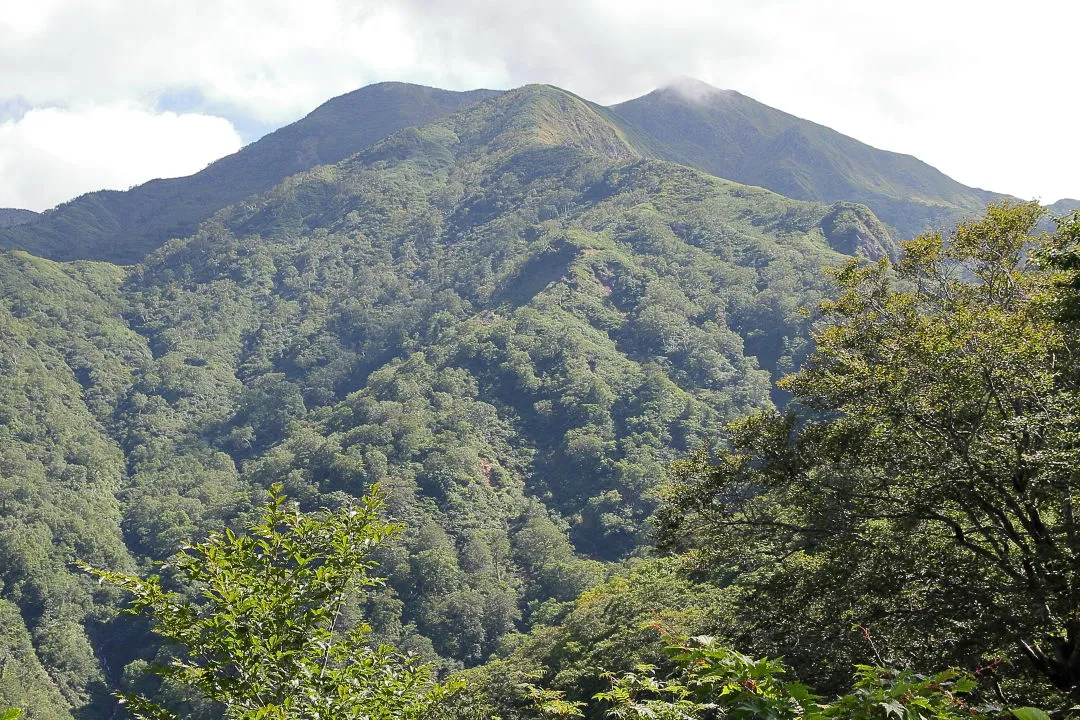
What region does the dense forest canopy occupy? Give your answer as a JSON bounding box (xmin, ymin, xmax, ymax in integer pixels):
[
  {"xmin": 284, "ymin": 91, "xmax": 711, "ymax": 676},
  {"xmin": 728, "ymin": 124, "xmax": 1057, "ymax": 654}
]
[{"xmin": 0, "ymin": 80, "xmax": 1074, "ymax": 719}]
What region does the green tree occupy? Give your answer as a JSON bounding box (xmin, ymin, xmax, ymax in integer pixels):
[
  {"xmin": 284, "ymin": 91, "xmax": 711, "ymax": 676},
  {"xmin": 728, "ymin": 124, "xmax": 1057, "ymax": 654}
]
[
  {"xmin": 85, "ymin": 485, "xmax": 444, "ymax": 720},
  {"xmin": 659, "ymin": 203, "xmax": 1080, "ymax": 700},
  {"xmin": 594, "ymin": 635, "xmax": 988, "ymax": 720}
]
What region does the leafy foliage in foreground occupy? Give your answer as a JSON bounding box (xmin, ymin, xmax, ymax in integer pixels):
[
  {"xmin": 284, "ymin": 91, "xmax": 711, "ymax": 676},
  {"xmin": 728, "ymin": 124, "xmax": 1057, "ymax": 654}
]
[
  {"xmin": 593, "ymin": 636, "xmax": 985, "ymax": 720},
  {"xmin": 442, "ymin": 633, "xmax": 1009, "ymax": 720},
  {"xmin": 85, "ymin": 486, "xmax": 443, "ymax": 720},
  {"xmin": 85, "ymin": 488, "xmax": 1008, "ymax": 720},
  {"xmin": 658, "ymin": 203, "xmax": 1080, "ymax": 703}
]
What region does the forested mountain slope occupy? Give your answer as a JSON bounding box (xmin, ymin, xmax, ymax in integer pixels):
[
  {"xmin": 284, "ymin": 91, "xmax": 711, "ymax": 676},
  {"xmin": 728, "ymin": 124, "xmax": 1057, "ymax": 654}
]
[
  {"xmin": 1, "ymin": 77, "xmax": 1008, "ymax": 270},
  {"xmin": 0, "ymin": 209, "xmax": 37, "ymax": 227},
  {"xmin": 0, "ymin": 252, "xmax": 147, "ymax": 716},
  {"xmin": 1050, "ymin": 198, "xmax": 1080, "ymax": 214},
  {"xmin": 0, "ymin": 83, "xmax": 500, "ymax": 264},
  {"xmin": 0, "ymin": 84, "xmax": 878, "ymax": 717},
  {"xmin": 609, "ymin": 77, "xmax": 1007, "ymax": 238}
]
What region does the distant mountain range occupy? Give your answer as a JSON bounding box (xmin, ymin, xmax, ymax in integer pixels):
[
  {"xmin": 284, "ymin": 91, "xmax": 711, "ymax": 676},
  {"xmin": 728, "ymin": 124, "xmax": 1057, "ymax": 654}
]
[
  {"xmin": 608, "ymin": 78, "xmax": 1007, "ymax": 238},
  {"xmin": 0, "ymin": 78, "xmax": 1040, "ymax": 264},
  {"xmin": 1050, "ymin": 198, "xmax": 1080, "ymax": 215},
  {"xmin": 0, "ymin": 208, "xmax": 38, "ymax": 227},
  {"xmin": 0, "ymin": 83, "xmax": 498, "ymax": 263}
]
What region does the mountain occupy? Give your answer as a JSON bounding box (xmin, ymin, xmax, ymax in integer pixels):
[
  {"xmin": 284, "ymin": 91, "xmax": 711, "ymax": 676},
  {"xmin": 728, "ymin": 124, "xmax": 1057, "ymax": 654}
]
[
  {"xmin": 0, "ymin": 208, "xmax": 38, "ymax": 227},
  {"xmin": 0, "ymin": 83, "xmax": 876, "ymax": 717},
  {"xmin": 1030, "ymin": 199, "xmax": 1080, "ymax": 234},
  {"xmin": 0, "ymin": 83, "xmax": 500, "ymax": 264},
  {"xmin": 1, "ymin": 78, "xmax": 1019, "ymax": 267},
  {"xmin": 1049, "ymin": 198, "xmax": 1080, "ymax": 215},
  {"xmin": 2, "ymin": 78, "xmax": 1002, "ymax": 267},
  {"xmin": 608, "ymin": 77, "xmax": 1006, "ymax": 238}
]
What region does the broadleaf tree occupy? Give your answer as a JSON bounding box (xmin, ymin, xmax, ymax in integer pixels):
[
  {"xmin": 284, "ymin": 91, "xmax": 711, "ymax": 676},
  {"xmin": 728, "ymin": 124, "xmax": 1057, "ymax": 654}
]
[
  {"xmin": 658, "ymin": 202, "xmax": 1080, "ymax": 701},
  {"xmin": 84, "ymin": 484, "xmax": 446, "ymax": 720}
]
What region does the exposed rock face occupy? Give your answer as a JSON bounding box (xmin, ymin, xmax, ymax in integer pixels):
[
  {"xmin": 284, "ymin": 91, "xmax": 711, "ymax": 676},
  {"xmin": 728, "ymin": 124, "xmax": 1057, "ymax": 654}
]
[{"xmin": 818, "ymin": 201, "xmax": 899, "ymax": 260}]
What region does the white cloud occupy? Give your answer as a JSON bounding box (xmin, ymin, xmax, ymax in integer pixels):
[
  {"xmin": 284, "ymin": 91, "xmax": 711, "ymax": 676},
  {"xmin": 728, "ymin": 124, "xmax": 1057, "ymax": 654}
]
[
  {"xmin": 0, "ymin": 0, "xmax": 1077, "ymax": 207},
  {"xmin": 0, "ymin": 1, "xmax": 437, "ymax": 125},
  {"xmin": 0, "ymin": 105, "xmax": 242, "ymax": 211}
]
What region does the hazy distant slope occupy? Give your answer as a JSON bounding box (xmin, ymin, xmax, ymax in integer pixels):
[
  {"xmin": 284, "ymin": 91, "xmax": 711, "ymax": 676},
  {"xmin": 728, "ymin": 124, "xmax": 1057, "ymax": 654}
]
[
  {"xmin": 609, "ymin": 78, "xmax": 1006, "ymax": 238},
  {"xmin": 0, "ymin": 83, "xmax": 500, "ymax": 263},
  {"xmin": 1049, "ymin": 198, "xmax": 1080, "ymax": 215},
  {"xmin": 0, "ymin": 208, "xmax": 38, "ymax": 227}
]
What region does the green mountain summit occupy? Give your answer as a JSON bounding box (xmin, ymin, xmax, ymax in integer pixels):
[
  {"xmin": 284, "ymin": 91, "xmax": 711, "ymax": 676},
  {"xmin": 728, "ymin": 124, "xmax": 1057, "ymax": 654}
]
[
  {"xmin": 609, "ymin": 77, "xmax": 1007, "ymax": 237},
  {"xmin": 0, "ymin": 83, "xmax": 499, "ymax": 263},
  {"xmin": 0, "ymin": 78, "xmax": 1018, "ymax": 265}
]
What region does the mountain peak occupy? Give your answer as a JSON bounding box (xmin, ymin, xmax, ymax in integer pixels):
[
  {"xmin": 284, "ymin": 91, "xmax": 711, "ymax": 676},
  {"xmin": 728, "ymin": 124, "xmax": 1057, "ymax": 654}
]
[
  {"xmin": 656, "ymin": 76, "xmax": 735, "ymax": 103},
  {"xmin": 469, "ymin": 84, "xmax": 643, "ymax": 162},
  {"xmin": 0, "ymin": 83, "xmax": 501, "ymax": 263},
  {"xmin": 609, "ymin": 82, "xmax": 1004, "ymax": 237}
]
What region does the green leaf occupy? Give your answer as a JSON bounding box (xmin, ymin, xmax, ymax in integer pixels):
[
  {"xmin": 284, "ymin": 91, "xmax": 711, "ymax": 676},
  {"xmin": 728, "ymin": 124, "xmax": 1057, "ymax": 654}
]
[
  {"xmin": 1010, "ymin": 708, "xmax": 1052, "ymax": 720},
  {"xmin": 879, "ymin": 700, "xmax": 906, "ymax": 719}
]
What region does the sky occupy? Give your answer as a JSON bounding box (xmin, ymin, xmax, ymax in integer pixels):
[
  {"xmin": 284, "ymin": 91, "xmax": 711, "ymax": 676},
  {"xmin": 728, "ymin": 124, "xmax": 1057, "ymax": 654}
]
[{"xmin": 1, "ymin": 0, "xmax": 1077, "ymax": 212}]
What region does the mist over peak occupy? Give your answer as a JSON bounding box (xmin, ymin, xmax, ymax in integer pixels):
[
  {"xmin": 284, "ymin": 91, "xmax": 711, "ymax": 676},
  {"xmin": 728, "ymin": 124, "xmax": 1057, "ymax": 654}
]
[{"xmin": 658, "ymin": 76, "xmax": 734, "ymax": 103}]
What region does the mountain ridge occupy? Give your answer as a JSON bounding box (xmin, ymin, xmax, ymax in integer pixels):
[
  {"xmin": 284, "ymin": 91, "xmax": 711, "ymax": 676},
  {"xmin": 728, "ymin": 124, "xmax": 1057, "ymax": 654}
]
[
  {"xmin": 0, "ymin": 82, "xmax": 501, "ymax": 263},
  {"xmin": 0, "ymin": 78, "xmax": 1025, "ymax": 266},
  {"xmin": 0, "ymin": 208, "xmax": 38, "ymax": 227},
  {"xmin": 607, "ymin": 79, "xmax": 1010, "ymax": 237},
  {"xmin": 1049, "ymin": 198, "xmax": 1080, "ymax": 214}
]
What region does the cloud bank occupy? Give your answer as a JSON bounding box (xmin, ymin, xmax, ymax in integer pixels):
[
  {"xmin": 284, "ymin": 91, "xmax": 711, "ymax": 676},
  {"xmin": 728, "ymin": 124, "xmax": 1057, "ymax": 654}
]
[{"xmin": 0, "ymin": 106, "xmax": 242, "ymax": 210}]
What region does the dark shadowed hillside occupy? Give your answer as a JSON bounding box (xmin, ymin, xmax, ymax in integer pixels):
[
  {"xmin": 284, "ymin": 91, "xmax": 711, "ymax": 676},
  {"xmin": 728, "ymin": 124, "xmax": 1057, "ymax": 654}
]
[
  {"xmin": 1050, "ymin": 198, "xmax": 1080, "ymax": 214},
  {"xmin": 0, "ymin": 208, "xmax": 38, "ymax": 227},
  {"xmin": 609, "ymin": 78, "xmax": 1008, "ymax": 238},
  {"xmin": 0, "ymin": 83, "xmax": 500, "ymax": 264}
]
